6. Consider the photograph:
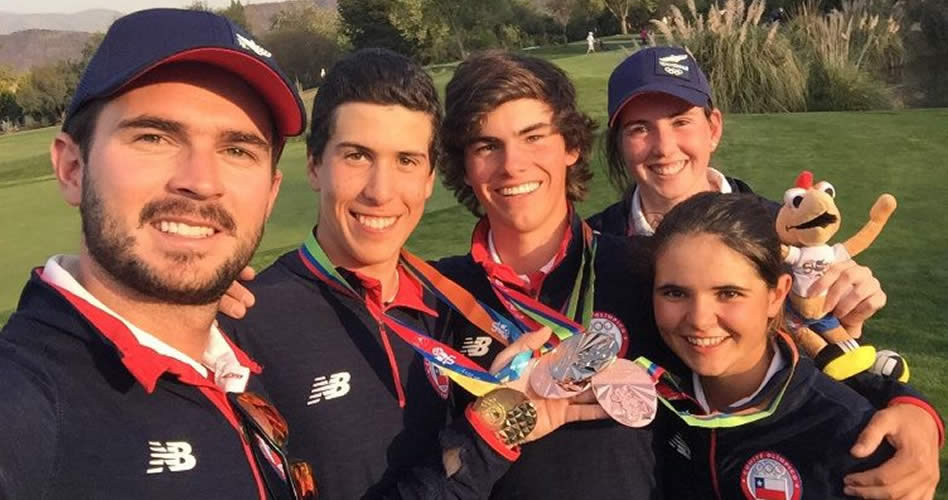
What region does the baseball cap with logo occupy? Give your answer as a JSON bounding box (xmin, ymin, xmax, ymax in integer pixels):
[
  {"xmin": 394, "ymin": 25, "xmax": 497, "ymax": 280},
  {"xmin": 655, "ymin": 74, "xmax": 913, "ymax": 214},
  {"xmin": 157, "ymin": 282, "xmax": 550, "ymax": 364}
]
[
  {"xmin": 607, "ymin": 46, "xmax": 712, "ymax": 127},
  {"xmin": 65, "ymin": 8, "xmax": 305, "ymax": 138}
]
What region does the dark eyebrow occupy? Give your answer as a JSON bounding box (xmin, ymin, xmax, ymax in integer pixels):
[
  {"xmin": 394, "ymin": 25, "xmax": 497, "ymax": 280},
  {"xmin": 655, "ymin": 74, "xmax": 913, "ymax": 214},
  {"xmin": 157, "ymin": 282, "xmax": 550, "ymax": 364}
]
[
  {"xmin": 399, "ymin": 150, "xmax": 428, "ymax": 160},
  {"xmin": 116, "ymin": 115, "xmax": 184, "ymax": 134},
  {"xmin": 335, "ymin": 141, "xmax": 373, "ymax": 153},
  {"xmin": 221, "ymin": 130, "xmax": 270, "ymax": 149},
  {"xmin": 469, "ymin": 122, "xmax": 553, "ymax": 145},
  {"xmin": 516, "ymin": 122, "xmax": 552, "ymax": 136},
  {"xmin": 655, "ymin": 283, "xmax": 685, "ymax": 292},
  {"xmin": 622, "ymin": 107, "xmax": 698, "ymax": 129},
  {"xmin": 712, "ymin": 285, "xmax": 751, "ymax": 292}
]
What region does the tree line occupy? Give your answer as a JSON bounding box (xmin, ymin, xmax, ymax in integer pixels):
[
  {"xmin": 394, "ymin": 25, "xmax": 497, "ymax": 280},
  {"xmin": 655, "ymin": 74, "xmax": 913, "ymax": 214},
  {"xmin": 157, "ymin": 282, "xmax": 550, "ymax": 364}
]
[{"xmin": 1, "ymin": 0, "xmax": 946, "ymax": 133}]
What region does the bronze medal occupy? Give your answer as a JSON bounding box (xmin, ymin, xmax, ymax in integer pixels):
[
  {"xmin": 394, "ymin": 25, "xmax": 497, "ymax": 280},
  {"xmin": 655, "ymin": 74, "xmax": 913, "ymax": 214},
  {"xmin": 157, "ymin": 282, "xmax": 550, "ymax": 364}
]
[{"xmin": 591, "ymin": 359, "xmax": 657, "ymax": 428}]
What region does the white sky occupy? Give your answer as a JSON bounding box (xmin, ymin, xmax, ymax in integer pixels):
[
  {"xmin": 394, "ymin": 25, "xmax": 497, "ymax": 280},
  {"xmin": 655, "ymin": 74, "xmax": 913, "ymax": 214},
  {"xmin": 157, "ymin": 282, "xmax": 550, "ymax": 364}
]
[{"xmin": 0, "ymin": 0, "xmax": 264, "ymax": 14}]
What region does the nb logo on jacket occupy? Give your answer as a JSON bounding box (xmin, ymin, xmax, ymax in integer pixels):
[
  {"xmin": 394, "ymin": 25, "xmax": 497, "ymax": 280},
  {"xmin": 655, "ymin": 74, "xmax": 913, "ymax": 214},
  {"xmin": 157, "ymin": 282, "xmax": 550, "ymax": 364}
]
[
  {"xmin": 307, "ymin": 371, "xmax": 351, "ymax": 406},
  {"xmin": 146, "ymin": 441, "xmax": 197, "ymax": 474},
  {"xmin": 460, "ymin": 336, "xmax": 492, "ymax": 357}
]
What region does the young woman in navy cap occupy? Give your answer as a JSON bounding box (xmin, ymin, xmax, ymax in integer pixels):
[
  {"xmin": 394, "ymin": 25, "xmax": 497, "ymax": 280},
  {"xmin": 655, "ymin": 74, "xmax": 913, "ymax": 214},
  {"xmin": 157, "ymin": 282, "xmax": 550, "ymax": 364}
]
[{"xmin": 587, "ymin": 46, "xmax": 942, "ymax": 499}]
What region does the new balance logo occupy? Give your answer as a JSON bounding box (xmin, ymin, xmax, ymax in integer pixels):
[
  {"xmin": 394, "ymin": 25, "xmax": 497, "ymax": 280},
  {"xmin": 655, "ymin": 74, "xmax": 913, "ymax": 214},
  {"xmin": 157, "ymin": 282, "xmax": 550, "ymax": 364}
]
[
  {"xmin": 668, "ymin": 433, "xmax": 692, "ymax": 460},
  {"xmin": 307, "ymin": 371, "xmax": 351, "ymax": 406},
  {"xmin": 146, "ymin": 441, "xmax": 196, "ymax": 474},
  {"xmin": 461, "ymin": 336, "xmax": 492, "ymax": 357}
]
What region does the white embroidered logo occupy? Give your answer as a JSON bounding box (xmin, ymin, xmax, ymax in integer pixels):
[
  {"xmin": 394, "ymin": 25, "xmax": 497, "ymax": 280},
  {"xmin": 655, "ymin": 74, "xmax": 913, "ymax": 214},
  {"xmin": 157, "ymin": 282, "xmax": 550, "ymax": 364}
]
[
  {"xmin": 146, "ymin": 441, "xmax": 197, "ymax": 474},
  {"xmin": 669, "ymin": 433, "xmax": 692, "ymax": 460},
  {"xmin": 461, "ymin": 336, "xmax": 492, "ymax": 357},
  {"xmin": 433, "ymin": 347, "xmax": 456, "ymax": 365},
  {"xmin": 235, "ymin": 33, "xmax": 272, "ymax": 58},
  {"xmin": 658, "ymin": 53, "xmax": 691, "ymax": 76},
  {"xmin": 307, "ymin": 371, "xmax": 351, "ymax": 406}
]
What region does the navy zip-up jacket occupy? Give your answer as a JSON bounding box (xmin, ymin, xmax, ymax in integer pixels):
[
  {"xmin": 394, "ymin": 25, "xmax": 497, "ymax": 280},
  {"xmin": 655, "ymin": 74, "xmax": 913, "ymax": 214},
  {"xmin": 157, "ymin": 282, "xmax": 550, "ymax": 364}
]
[
  {"xmin": 435, "ymin": 214, "xmax": 681, "ymax": 500},
  {"xmin": 660, "ymin": 335, "xmax": 895, "ymax": 499},
  {"xmin": 0, "ymin": 271, "xmax": 279, "ymax": 500},
  {"xmin": 219, "ymin": 242, "xmax": 514, "ymax": 500}
]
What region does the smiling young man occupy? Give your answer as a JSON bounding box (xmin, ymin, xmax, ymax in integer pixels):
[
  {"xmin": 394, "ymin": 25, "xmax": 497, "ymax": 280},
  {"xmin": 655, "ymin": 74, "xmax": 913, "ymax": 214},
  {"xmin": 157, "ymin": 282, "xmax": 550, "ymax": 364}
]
[
  {"xmin": 435, "ymin": 50, "xmax": 676, "ymax": 499},
  {"xmin": 0, "ymin": 9, "xmax": 312, "ymax": 500}
]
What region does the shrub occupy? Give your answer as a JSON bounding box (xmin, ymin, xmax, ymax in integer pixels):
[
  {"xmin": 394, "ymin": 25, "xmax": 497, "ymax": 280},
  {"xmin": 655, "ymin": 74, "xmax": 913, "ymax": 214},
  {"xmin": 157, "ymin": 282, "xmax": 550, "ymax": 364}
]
[
  {"xmin": 807, "ymin": 61, "xmax": 899, "ymax": 110},
  {"xmin": 789, "ymin": 0, "xmax": 902, "ymax": 110},
  {"xmin": 652, "ymin": 0, "xmax": 808, "ymax": 113}
]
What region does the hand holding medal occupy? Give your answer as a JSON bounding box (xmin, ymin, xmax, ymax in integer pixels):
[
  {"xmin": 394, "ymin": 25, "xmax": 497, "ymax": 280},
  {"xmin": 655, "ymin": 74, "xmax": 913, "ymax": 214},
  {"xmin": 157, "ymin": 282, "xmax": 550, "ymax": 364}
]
[
  {"xmin": 473, "ymin": 327, "xmax": 610, "ymax": 445},
  {"xmin": 527, "ymin": 328, "xmax": 658, "ymax": 428}
]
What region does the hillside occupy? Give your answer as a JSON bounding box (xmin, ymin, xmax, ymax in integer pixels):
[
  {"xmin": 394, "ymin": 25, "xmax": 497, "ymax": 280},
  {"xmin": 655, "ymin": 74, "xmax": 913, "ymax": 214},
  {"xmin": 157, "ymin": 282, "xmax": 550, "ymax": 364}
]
[
  {"xmin": 0, "ymin": 1, "xmax": 335, "ymax": 72},
  {"xmin": 0, "ymin": 9, "xmax": 120, "ymax": 35},
  {"xmin": 0, "ymin": 30, "xmax": 93, "ymax": 72},
  {"xmin": 244, "ymin": 0, "xmax": 338, "ymax": 34}
]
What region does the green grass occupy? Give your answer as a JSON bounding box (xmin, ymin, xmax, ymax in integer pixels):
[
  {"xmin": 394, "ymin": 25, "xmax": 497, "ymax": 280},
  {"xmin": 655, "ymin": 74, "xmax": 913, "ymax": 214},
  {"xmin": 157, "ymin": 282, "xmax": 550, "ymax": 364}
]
[{"xmin": 0, "ymin": 47, "xmax": 945, "ymax": 497}]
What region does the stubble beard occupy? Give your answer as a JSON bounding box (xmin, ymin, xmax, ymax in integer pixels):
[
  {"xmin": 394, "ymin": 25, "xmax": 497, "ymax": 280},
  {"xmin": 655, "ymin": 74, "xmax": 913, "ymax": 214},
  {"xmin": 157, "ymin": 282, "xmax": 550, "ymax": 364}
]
[{"xmin": 79, "ymin": 172, "xmax": 264, "ymax": 305}]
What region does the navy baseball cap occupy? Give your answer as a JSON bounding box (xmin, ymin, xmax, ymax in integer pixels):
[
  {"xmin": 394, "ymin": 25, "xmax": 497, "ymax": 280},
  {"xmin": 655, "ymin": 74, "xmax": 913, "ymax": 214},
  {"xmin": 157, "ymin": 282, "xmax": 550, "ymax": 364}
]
[
  {"xmin": 65, "ymin": 8, "xmax": 306, "ymax": 137},
  {"xmin": 607, "ymin": 46, "xmax": 712, "ymax": 127}
]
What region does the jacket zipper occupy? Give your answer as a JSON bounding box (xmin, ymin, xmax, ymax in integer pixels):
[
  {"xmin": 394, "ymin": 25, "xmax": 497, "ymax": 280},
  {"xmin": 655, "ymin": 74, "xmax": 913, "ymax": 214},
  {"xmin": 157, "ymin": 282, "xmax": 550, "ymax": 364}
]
[
  {"xmin": 709, "ymin": 429, "xmax": 723, "ymax": 500},
  {"xmin": 377, "ymin": 321, "xmax": 406, "ymax": 408}
]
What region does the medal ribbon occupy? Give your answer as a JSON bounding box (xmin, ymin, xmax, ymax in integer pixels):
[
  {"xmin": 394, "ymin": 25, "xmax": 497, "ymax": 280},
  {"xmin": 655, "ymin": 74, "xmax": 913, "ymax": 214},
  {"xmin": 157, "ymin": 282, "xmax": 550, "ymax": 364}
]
[
  {"xmin": 299, "ymin": 232, "xmax": 517, "ymax": 396},
  {"xmin": 399, "ymin": 250, "xmax": 523, "ymax": 347},
  {"xmin": 481, "ymin": 218, "xmax": 598, "ymax": 346},
  {"xmin": 632, "ymin": 333, "xmax": 799, "ymax": 428}
]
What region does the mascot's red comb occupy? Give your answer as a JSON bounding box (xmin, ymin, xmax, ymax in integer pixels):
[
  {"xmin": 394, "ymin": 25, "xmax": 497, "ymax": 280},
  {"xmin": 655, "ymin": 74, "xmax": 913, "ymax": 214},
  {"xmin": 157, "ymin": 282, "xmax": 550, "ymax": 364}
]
[{"xmin": 795, "ymin": 171, "xmax": 814, "ymax": 189}]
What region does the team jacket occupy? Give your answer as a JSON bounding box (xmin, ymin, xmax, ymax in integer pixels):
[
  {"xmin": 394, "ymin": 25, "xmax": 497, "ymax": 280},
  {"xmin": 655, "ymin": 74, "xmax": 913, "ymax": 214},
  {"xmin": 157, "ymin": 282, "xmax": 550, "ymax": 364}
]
[
  {"xmin": 586, "ymin": 176, "xmax": 776, "ymax": 237},
  {"xmin": 0, "ymin": 271, "xmax": 281, "ymax": 500},
  {"xmin": 435, "ymin": 213, "xmax": 683, "ymax": 500},
  {"xmin": 658, "ymin": 334, "xmax": 896, "ymax": 500},
  {"xmin": 219, "ymin": 236, "xmax": 514, "ymax": 500}
]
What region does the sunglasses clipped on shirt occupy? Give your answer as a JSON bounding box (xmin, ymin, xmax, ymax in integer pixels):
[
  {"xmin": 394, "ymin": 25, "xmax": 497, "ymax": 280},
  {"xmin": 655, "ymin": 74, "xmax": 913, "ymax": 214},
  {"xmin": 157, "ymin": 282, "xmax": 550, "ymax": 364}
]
[{"xmin": 229, "ymin": 391, "xmax": 317, "ymax": 500}]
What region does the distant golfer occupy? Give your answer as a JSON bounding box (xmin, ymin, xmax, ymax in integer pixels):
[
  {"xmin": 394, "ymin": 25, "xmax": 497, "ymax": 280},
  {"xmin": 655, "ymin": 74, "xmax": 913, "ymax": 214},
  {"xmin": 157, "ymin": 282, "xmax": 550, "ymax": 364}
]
[{"xmin": 586, "ymin": 31, "xmax": 596, "ymax": 53}]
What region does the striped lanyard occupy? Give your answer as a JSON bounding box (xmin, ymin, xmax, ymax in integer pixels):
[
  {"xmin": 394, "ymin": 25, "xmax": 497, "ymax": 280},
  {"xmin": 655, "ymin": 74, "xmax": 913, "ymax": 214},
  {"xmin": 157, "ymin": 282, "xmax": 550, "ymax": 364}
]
[
  {"xmin": 633, "ymin": 333, "xmax": 798, "ymax": 428},
  {"xmin": 478, "ymin": 217, "xmax": 598, "ymax": 346},
  {"xmin": 299, "ymin": 231, "xmax": 525, "ymax": 396}
]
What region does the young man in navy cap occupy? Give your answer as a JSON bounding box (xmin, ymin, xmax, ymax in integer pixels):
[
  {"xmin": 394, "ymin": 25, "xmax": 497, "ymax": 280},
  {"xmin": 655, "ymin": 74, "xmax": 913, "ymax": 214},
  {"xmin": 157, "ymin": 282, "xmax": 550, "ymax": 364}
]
[{"xmin": 0, "ymin": 9, "xmax": 314, "ymax": 500}]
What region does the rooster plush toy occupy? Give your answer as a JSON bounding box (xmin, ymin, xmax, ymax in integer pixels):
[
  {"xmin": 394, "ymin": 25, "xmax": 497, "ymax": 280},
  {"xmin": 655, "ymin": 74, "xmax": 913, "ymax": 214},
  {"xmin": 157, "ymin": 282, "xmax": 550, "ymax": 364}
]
[{"xmin": 775, "ymin": 171, "xmax": 907, "ymax": 381}]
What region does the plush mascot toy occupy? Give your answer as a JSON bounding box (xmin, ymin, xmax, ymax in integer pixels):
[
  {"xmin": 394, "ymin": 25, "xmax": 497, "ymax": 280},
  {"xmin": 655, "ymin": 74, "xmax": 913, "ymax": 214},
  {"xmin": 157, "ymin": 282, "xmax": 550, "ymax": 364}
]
[{"xmin": 776, "ymin": 171, "xmax": 907, "ymax": 381}]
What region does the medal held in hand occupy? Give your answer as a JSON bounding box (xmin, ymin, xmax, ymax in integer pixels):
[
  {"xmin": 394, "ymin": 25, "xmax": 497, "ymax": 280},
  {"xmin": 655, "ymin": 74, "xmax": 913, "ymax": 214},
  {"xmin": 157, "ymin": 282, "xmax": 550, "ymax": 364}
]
[
  {"xmin": 529, "ymin": 330, "xmax": 621, "ymax": 398},
  {"xmin": 551, "ymin": 331, "xmax": 621, "ymax": 390},
  {"xmin": 530, "ymin": 352, "xmax": 580, "ymax": 399},
  {"xmin": 590, "ymin": 358, "xmax": 657, "ymax": 428},
  {"xmin": 472, "ymin": 388, "xmax": 538, "ymax": 446}
]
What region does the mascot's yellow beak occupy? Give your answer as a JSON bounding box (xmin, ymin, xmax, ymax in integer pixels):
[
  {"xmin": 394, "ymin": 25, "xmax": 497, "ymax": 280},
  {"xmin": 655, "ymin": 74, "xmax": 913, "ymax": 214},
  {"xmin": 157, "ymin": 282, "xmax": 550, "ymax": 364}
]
[{"xmin": 777, "ymin": 185, "xmax": 842, "ymax": 246}]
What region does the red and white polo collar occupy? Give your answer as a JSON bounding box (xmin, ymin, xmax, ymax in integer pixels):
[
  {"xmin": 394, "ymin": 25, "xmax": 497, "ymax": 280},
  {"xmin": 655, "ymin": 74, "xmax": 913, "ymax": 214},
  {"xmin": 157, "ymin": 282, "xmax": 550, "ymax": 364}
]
[
  {"xmin": 470, "ymin": 215, "xmax": 573, "ymax": 294},
  {"xmin": 40, "ymin": 255, "xmax": 259, "ymax": 393},
  {"xmin": 350, "ymin": 264, "xmax": 438, "ymax": 317}
]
